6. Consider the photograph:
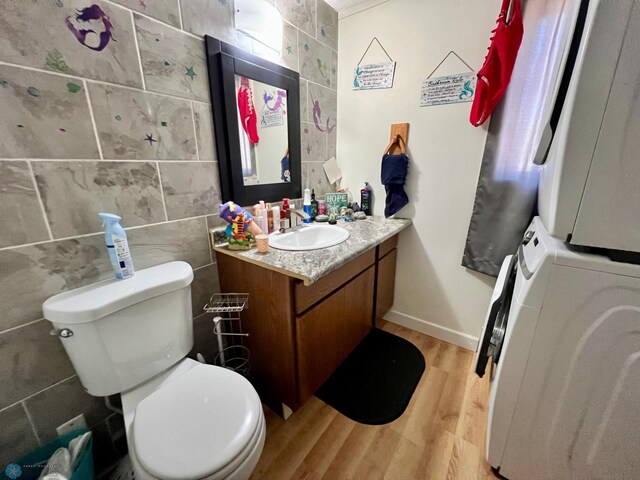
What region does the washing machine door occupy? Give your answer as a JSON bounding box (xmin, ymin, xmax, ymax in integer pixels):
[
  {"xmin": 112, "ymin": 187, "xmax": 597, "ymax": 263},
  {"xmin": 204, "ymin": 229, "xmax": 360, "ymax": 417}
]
[{"xmin": 475, "ymin": 253, "xmax": 518, "ymax": 377}]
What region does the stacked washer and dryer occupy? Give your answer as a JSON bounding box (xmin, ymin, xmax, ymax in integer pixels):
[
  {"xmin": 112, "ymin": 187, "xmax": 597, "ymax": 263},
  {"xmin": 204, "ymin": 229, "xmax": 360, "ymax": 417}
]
[{"xmin": 475, "ymin": 0, "xmax": 640, "ymax": 479}]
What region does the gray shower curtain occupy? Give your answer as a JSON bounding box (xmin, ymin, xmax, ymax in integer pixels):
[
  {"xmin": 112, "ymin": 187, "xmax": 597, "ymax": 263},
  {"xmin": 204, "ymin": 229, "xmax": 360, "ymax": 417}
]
[{"xmin": 462, "ymin": 0, "xmax": 582, "ymax": 277}]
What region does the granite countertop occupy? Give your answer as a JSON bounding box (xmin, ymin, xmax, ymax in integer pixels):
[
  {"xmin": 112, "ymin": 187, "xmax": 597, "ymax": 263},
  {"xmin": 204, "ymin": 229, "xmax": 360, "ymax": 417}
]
[{"xmin": 214, "ymin": 216, "xmax": 412, "ymax": 285}]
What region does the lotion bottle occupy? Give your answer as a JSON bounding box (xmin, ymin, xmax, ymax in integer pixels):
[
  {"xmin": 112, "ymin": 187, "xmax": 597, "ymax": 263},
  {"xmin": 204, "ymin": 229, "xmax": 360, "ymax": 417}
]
[
  {"xmin": 99, "ymin": 213, "xmax": 134, "ymax": 279},
  {"xmin": 259, "ymin": 201, "xmax": 269, "ymax": 233},
  {"xmin": 272, "ymin": 206, "xmax": 281, "ymax": 233}
]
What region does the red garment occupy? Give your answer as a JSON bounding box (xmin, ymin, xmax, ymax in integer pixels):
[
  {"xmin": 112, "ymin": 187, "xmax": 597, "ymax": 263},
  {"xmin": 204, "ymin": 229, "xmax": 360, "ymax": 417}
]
[
  {"xmin": 470, "ymin": 0, "xmax": 524, "ymax": 126},
  {"xmin": 237, "ymin": 77, "xmax": 260, "ymax": 144}
]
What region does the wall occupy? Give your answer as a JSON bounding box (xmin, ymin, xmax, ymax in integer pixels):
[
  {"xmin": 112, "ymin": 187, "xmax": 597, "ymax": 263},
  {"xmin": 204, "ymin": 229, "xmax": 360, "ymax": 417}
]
[
  {"xmin": 337, "ymin": 0, "xmax": 498, "ymax": 348},
  {"xmin": 0, "ymin": 0, "xmax": 338, "ymax": 471}
]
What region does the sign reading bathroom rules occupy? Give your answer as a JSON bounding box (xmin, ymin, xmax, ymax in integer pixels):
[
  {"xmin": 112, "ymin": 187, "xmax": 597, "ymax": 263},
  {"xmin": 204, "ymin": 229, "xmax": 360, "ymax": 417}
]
[{"xmin": 420, "ymin": 72, "xmax": 477, "ymax": 107}]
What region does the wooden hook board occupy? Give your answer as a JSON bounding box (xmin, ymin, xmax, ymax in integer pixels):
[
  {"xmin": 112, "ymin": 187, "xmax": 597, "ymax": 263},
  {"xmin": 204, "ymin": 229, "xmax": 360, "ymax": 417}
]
[{"xmin": 388, "ymin": 123, "xmax": 409, "ymax": 155}]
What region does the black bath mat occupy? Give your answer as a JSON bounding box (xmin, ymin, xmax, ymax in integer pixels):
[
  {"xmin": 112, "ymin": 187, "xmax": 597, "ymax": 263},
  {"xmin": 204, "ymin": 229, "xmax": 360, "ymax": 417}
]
[{"xmin": 316, "ymin": 328, "xmax": 425, "ymax": 425}]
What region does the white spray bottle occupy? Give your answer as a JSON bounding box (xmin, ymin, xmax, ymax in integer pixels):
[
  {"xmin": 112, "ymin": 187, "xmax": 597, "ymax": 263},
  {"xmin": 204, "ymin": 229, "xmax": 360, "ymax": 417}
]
[{"xmin": 99, "ymin": 213, "xmax": 135, "ymax": 280}]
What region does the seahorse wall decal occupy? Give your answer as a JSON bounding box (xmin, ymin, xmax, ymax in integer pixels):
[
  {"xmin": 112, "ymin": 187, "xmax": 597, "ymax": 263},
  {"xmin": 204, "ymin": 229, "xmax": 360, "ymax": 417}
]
[
  {"xmin": 66, "ymin": 4, "xmax": 115, "ymax": 52},
  {"xmin": 459, "ymin": 80, "xmax": 475, "ymax": 100}
]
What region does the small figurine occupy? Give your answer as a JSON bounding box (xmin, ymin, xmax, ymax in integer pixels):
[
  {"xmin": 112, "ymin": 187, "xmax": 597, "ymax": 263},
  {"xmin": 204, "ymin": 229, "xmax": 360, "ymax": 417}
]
[{"xmin": 219, "ymin": 202, "xmax": 263, "ymax": 250}]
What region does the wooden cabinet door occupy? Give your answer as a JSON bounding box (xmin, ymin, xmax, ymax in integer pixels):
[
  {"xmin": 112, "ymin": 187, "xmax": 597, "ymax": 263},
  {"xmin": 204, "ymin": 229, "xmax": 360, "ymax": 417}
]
[
  {"xmin": 296, "ymin": 267, "xmax": 374, "ymax": 403},
  {"xmin": 375, "ymin": 248, "xmax": 397, "ymax": 321}
]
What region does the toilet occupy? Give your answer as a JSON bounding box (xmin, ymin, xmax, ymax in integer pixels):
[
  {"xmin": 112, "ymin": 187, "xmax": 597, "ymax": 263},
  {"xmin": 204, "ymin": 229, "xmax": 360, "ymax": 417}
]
[{"xmin": 42, "ymin": 261, "xmax": 265, "ymax": 480}]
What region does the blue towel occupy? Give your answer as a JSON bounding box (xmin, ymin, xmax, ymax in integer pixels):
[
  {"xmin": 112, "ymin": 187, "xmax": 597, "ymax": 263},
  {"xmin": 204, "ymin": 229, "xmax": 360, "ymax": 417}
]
[{"xmin": 381, "ymin": 153, "xmax": 409, "ymax": 217}]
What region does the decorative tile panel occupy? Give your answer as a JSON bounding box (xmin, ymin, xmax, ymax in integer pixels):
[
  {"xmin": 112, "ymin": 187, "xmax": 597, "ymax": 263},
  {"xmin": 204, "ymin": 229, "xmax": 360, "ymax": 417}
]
[
  {"xmin": 159, "ymin": 162, "xmax": 221, "ymax": 220},
  {"xmin": 0, "ymin": 161, "xmax": 49, "ymax": 248},
  {"xmin": 298, "ymin": 31, "xmax": 332, "ymax": 87},
  {"xmin": 317, "ymin": 0, "xmax": 338, "ymax": 50},
  {"xmin": 280, "ymin": 23, "xmax": 299, "ymax": 71},
  {"xmin": 0, "ymin": 320, "xmax": 76, "ymax": 409},
  {"xmin": 0, "ymin": 235, "xmax": 110, "ymax": 331},
  {"xmin": 193, "ymin": 102, "xmax": 217, "ymax": 161},
  {"xmin": 89, "ymin": 83, "xmax": 197, "ymax": 160},
  {"xmin": 24, "ymin": 376, "xmax": 112, "ymax": 444},
  {"xmin": 33, "ymin": 161, "xmax": 165, "ymax": 237},
  {"xmin": 0, "ymin": 65, "xmax": 99, "ymax": 159},
  {"xmin": 308, "ymin": 83, "xmax": 337, "ymax": 135},
  {"xmin": 111, "ymin": 0, "xmax": 181, "ymax": 27},
  {"xmin": 135, "ymin": 14, "xmax": 209, "ymax": 101},
  {"xmin": 277, "ymin": 0, "xmax": 317, "ymax": 37},
  {"xmin": 301, "ymin": 122, "xmax": 327, "ymax": 163},
  {"xmin": 0, "ymin": 405, "xmax": 39, "ymax": 467},
  {"xmin": 126, "ymin": 217, "xmax": 212, "ymax": 270},
  {"xmin": 0, "ymin": 0, "xmax": 142, "ymax": 87},
  {"xmin": 180, "ymin": 0, "xmax": 237, "ymax": 44}
]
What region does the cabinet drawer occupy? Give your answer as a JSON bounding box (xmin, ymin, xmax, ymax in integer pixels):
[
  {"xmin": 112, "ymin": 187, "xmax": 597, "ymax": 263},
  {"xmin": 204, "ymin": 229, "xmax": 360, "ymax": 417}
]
[
  {"xmin": 296, "ymin": 267, "xmax": 375, "ymax": 404},
  {"xmin": 378, "ymin": 235, "xmax": 398, "ymax": 259},
  {"xmin": 295, "ymin": 249, "xmax": 375, "ymax": 314}
]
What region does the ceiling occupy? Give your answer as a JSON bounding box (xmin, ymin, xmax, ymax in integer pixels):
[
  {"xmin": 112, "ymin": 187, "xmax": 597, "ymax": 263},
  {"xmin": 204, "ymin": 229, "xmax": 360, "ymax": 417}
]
[{"xmin": 324, "ymin": 0, "xmax": 390, "ymax": 18}]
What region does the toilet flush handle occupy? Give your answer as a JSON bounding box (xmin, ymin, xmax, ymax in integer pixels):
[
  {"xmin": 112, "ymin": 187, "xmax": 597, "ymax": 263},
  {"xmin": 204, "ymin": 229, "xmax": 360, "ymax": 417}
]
[{"xmin": 50, "ymin": 328, "xmax": 74, "ymax": 338}]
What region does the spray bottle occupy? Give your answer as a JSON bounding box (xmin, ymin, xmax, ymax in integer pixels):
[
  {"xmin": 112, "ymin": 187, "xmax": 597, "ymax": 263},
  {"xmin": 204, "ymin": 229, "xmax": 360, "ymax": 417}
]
[{"xmin": 99, "ymin": 213, "xmax": 135, "ymax": 280}]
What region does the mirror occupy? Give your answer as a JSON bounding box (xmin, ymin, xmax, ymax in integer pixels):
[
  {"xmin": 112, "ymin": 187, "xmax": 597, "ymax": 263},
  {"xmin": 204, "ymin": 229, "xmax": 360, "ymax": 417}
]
[
  {"xmin": 205, "ymin": 36, "xmax": 302, "ymax": 206},
  {"xmin": 235, "ymin": 76, "xmax": 290, "ymax": 186}
]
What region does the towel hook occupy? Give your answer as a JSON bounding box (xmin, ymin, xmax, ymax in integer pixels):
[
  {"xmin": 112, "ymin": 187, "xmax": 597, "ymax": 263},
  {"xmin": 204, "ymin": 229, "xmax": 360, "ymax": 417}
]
[{"xmin": 384, "ymin": 134, "xmax": 406, "ymax": 155}]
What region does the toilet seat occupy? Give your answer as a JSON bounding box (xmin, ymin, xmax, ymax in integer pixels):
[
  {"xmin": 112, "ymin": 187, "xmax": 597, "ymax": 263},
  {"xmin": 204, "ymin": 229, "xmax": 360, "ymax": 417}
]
[{"xmin": 131, "ymin": 364, "xmax": 263, "ymax": 480}]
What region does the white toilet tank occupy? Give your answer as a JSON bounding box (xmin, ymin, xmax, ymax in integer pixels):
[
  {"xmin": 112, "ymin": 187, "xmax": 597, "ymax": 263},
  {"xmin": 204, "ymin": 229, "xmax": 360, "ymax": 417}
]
[{"xmin": 43, "ymin": 261, "xmax": 195, "ymax": 397}]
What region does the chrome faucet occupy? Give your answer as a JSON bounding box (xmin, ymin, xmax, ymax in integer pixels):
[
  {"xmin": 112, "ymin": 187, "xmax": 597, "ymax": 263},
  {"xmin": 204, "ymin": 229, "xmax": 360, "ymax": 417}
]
[
  {"xmin": 284, "ymin": 208, "xmax": 310, "ymax": 231},
  {"xmin": 290, "ymin": 209, "xmax": 310, "ymax": 220}
]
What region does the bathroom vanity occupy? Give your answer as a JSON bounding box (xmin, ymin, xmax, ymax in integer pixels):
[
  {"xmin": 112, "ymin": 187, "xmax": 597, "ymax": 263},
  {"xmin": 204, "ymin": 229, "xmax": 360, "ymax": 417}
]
[{"xmin": 214, "ymin": 217, "xmax": 411, "ymax": 417}]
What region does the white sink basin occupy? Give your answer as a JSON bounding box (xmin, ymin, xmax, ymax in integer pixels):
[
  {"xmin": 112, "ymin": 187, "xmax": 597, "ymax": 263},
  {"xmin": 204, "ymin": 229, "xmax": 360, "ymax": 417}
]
[{"xmin": 269, "ymin": 224, "xmax": 349, "ymax": 251}]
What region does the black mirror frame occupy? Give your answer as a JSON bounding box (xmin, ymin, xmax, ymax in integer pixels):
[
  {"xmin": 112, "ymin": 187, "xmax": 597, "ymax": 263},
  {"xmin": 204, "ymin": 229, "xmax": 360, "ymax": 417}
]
[{"xmin": 205, "ymin": 36, "xmax": 302, "ymax": 206}]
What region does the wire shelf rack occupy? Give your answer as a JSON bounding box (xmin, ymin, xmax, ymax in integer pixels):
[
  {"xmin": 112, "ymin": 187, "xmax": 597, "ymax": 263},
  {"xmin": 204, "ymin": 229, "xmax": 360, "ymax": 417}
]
[
  {"xmin": 203, "ymin": 293, "xmax": 251, "ymax": 378},
  {"xmin": 214, "ymin": 345, "xmax": 250, "ymax": 378},
  {"xmin": 203, "ymin": 293, "xmax": 250, "ymax": 313}
]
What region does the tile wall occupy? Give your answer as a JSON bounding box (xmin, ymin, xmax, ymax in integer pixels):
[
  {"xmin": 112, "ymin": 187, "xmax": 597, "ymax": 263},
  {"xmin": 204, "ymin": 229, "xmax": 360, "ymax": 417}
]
[{"xmin": 0, "ymin": 0, "xmax": 338, "ymax": 471}]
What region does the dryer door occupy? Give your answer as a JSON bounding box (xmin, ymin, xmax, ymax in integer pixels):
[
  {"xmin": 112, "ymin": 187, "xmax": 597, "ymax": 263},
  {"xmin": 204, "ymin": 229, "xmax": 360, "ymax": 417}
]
[{"xmin": 475, "ymin": 254, "xmax": 518, "ymax": 377}]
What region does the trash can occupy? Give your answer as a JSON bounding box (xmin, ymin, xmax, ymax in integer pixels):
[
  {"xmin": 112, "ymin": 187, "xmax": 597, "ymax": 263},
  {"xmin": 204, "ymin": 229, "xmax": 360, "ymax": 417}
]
[{"xmin": 11, "ymin": 429, "xmax": 94, "ymax": 480}]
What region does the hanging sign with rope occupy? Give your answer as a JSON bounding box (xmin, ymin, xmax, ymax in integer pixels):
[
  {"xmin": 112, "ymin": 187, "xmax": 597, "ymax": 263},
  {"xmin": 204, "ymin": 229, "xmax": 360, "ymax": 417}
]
[
  {"xmin": 353, "ymin": 37, "xmax": 396, "ymax": 91},
  {"xmin": 419, "ymin": 51, "xmax": 477, "ymax": 107}
]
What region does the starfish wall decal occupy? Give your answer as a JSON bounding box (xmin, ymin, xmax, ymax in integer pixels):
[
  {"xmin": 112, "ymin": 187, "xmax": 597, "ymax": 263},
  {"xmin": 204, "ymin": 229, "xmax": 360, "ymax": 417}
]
[
  {"xmin": 144, "ymin": 133, "xmax": 157, "ymax": 146},
  {"xmin": 185, "ymin": 66, "xmax": 197, "ymax": 80}
]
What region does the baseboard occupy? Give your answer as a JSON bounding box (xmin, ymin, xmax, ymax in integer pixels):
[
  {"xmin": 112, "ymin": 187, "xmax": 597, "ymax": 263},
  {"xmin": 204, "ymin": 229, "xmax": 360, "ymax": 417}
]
[{"xmin": 383, "ymin": 310, "xmax": 479, "ymax": 351}]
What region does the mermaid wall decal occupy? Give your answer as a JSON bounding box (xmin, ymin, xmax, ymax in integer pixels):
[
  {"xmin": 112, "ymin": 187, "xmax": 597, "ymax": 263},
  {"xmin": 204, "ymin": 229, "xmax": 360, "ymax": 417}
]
[
  {"xmin": 263, "ymin": 90, "xmax": 287, "ymax": 113},
  {"xmin": 66, "ymin": 4, "xmax": 115, "ymax": 52},
  {"xmin": 459, "ymin": 80, "xmax": 475, "ymax": 100},
  {"xmin": 312, "ymin": 95, "xmax": 335, "ymax": 134}
]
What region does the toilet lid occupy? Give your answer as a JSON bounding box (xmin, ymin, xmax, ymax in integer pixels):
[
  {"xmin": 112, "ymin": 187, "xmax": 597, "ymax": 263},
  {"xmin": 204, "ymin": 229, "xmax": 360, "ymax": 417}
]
[{"xmin": 132, "ymin": 364, "xmax": 262, "ymax": 480}]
